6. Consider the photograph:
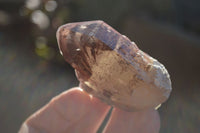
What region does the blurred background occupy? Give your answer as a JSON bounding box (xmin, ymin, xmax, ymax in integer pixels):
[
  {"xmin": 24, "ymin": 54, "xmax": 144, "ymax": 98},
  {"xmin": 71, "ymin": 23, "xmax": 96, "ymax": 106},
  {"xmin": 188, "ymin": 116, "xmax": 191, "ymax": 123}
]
[{"xmin": 0, "ymin": 0, "xmax": 200, "ymax": 132}]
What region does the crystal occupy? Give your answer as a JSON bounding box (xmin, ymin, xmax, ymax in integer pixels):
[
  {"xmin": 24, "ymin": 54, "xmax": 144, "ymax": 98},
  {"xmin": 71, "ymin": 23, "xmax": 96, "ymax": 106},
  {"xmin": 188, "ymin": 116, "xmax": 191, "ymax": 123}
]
[{"xmin": 56, "ymin": 20, "xmax": 172, "ymax": 111}]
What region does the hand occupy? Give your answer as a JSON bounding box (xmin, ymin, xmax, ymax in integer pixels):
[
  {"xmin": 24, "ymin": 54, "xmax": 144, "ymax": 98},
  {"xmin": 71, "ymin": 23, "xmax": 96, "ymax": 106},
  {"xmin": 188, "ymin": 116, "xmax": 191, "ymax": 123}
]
[{"xmin": 19, "ymin": 87, "xmax": 160, "ymax": 133}]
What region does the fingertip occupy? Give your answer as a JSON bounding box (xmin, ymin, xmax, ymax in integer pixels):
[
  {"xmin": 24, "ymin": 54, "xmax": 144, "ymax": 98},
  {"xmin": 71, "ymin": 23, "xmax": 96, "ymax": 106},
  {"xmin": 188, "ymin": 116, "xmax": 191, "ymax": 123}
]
[
  {"xmin": 52, "ymin": 87, "xmax": 110, "ymax": 110},
  {"xmin": 51, "ymin": 87, "xmax": 88, "ymax": 104},
  {"xmin": 50, "ymin": 87, "xmax": 111, "ymax": 132},
  {"xmin": 22, "ymin": 87, "xmax": 111, "ymax": 133},
  {"xmin": 104, "ymin": 108, "xmax": 160, "ymax": 133}
]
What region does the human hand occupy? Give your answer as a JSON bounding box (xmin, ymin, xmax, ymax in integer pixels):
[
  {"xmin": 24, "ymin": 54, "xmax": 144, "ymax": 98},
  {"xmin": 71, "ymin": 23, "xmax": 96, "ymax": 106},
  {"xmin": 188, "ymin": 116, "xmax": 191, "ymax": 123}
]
[{"xmin": 19, "ymin": 87, "xmax": 160, "ymax": 133}]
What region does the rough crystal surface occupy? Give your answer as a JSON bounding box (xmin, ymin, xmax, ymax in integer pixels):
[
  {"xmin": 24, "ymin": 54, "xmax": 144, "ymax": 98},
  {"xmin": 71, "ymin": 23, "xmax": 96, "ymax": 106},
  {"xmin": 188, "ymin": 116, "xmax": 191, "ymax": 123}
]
[{"xmin": 56, "ymin": 20, "xmax": 172, "ymax": 111}]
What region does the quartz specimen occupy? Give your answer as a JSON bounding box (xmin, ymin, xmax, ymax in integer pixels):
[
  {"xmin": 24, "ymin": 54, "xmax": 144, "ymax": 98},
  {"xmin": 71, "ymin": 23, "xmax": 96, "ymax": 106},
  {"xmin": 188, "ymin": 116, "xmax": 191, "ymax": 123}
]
[{"xmin": 56, "ymin": 20, "xmax": 172, "ymax": 111}]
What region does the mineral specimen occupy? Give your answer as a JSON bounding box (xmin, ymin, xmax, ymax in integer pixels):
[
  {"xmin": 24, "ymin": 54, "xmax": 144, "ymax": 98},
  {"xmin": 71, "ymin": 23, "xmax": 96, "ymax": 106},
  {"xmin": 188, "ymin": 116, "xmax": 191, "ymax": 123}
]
[{"xmin": 56, "ymin": 20, "xmax": 172, "ymax": 111}]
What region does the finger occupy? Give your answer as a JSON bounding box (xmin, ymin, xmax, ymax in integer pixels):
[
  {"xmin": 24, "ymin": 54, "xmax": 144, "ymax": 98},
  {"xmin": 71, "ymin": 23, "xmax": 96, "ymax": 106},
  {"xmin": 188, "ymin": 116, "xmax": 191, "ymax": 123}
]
[
  {"xmin": 19, "ymin": 87, "xmax": 111, "ymax": 133},
  {"xmin": 103, "ymin": 108, "xmax": 160, "ymax": 133}
]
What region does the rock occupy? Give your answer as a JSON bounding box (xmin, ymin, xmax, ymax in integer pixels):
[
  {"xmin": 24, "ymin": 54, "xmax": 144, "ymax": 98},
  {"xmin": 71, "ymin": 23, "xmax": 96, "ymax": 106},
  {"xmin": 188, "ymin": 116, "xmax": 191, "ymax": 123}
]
[{"xmin": 56, "ymin": 20, "xmax": 172, "ymax": 111}]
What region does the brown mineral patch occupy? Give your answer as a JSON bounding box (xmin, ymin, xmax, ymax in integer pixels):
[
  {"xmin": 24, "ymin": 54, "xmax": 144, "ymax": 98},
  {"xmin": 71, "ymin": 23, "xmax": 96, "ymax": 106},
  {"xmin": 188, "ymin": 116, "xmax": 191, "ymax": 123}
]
[{"xmin": 103, "ymin": 90, "xmax": 112, "ymax": 98}]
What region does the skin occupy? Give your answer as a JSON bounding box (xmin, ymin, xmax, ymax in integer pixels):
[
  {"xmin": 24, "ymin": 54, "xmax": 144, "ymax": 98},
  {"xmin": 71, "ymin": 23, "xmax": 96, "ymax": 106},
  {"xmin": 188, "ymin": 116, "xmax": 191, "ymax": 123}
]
[{"xmin": 19, "ymin": 87, "xmax": 160, "ymax": 133}]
